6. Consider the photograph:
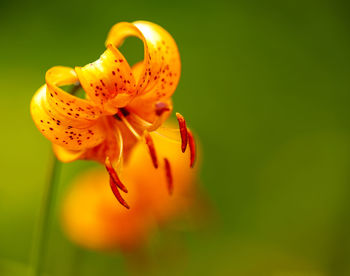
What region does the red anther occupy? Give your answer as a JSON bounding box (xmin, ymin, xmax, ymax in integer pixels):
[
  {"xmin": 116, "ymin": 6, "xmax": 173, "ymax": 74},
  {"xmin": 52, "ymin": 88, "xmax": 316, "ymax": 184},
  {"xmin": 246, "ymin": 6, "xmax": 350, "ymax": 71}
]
[
  {"xmin": 144, "ymin": 131, "xmax": 158, "ymax": 169},
  {"xmin": 164, "ymin": 158, "xmax": 173, "ymax": 195},
  {"xmin": 176, "ymin": 112, "xmax": 188, "ymax": 153},
  {"xmin": 155, "ymin": 102, "xmax": 170, "ymax": 116},
  {"xmin": 105, "ymin": 157, "xmax": 128, "ymax": 193},
  {"xmin": 187, "ymin": 128, "xmax": 196, "ymax": 168},
  {"xmin": 109, "ymin": 178, "xmax": 130, "ymax": 209}
]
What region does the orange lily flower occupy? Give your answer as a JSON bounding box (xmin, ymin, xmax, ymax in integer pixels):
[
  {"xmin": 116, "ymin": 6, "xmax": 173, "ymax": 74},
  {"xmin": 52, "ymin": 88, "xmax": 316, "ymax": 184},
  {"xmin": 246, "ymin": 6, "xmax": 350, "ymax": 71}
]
[
  {"xmin": 30, "ymin": 21, "xmax": 196, "ymax": 208},
  {"xmin": 61, "ymin": 125, "xmax": 198, "ymax": 251}
]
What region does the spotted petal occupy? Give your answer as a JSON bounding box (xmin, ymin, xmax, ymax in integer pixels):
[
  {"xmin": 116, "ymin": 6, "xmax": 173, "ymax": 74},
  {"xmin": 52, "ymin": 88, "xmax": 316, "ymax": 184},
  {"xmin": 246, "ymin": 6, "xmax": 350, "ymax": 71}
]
[
  {"xmin": 31, "ymin": 67, "xmax": 107, "ymax": 151},
  {"xmin": 45, "ymin": 66, "xmax": 102, "ymax": 123},
  {"xmin": 76, "ymin": 45, "xmax": 137, "ymax": 115},
  {"xmin": 106, "ymin": 21, "xmax": 181, "ymax": 121}
]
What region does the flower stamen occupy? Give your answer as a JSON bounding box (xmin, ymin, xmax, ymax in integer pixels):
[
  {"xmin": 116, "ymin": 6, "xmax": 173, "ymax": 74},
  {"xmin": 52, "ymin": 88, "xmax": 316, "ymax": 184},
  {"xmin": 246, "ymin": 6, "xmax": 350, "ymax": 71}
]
[
  {"xmin": 164, "ymin": 158, "xmax": 173, "ymax": 195},
  {"xmin": 117, "ymin": 111, "xmax": 160, "ymax": 170},
  {"xmin": 117, "ymin": 110, "xmax": 142, "ymax": 140},
  {"xmin": 176, "ymin": 112, "xmax": 188, "ymax": 153},
  {"xmin": 109, "ymin": 178, "xmax": 130, "ymax": 209},
  {"xmin": 127, "ymin": 102, "xmax": 171, "ymax": 131},
  {"xmin": 144, "ymin": 131, "xmax": 158, "ymax": 169},
  {"xmin": 105, "ymin": 157, "xmax": 128, "ymax": 193},
  {"xmin": 115, "ymin": 127, "xmax": 123, "ymax": 166}
]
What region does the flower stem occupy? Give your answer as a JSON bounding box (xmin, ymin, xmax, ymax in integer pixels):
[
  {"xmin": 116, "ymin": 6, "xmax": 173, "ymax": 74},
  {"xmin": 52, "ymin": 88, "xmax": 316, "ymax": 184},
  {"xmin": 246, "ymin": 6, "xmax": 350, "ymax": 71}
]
[{"xmin": 30, "ymin": 154, "xmax": 61, "ymax": 276}]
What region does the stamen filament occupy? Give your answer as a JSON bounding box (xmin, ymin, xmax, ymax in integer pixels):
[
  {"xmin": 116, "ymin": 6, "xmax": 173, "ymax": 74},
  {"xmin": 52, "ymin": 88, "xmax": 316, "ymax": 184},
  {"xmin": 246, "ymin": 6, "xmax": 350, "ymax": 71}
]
[
  {"xmin": 153, "ymin": 130, "xmax": 181, "ymax": 144},
  {"xmin": 146, "ymin": 116, "xmax": 164, "ymax": 132},
  {"xmin": 176, "ymin": 112, "xmax": 188, "ymax": 153},
  {"xmin": 128, "ymin": 101, "xmax": 171, "ymax": 132},
  {"xmin": 118, "ymin": 111, "xmax": 142, "ymax": 140},
  {"xmin": 164, "ymin": 158, "xmax": 173, "ymax": 195},
  {"xmin": 115, "ymin": 127, "xmax": 123, "ymax": 166},
  {"xmin": 129, "ymin": 112, "xmax": 164, "ymax": 132}
]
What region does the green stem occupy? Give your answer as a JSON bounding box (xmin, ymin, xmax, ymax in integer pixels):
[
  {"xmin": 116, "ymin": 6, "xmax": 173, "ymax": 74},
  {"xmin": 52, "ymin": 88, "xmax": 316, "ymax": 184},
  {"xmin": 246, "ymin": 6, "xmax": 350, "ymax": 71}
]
[{"xmin": 30, "ymin": 154, "xmax": 61, "ymax": 276}]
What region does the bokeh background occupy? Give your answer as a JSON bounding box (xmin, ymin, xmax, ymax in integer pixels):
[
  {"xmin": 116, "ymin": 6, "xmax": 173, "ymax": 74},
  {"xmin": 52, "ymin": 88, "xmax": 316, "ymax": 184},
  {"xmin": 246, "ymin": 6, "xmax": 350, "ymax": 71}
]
[{"xmin": 1, "ymin": 0, "xmax": 350, "ymax": 275}]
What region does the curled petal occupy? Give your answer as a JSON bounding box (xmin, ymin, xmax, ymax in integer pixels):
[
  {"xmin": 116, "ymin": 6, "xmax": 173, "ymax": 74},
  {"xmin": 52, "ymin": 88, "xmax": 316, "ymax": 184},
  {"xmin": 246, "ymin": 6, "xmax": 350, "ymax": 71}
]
[
  {"xmin": 45, "ymin": 66, "xmax": 102, "ymax": 124},
  {"xmin": 31, "ymin": 85, "xmax": 106, "ymax": 151},
  {"xmin": 106, "ymin": 21, "xmax": 181, "ymax": 121},
  {"xmin": 76, "ymin": 45, "xmax": 136, "ymax": 115}
]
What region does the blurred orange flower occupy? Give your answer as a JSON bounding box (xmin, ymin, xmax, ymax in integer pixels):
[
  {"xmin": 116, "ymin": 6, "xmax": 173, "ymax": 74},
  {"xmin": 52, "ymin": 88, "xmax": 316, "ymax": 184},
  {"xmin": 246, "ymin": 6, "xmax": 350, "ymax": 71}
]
[
  {"xmin": 30, "ymin": 21, "xmax": 196, "ymax": 208},
  {"xmin": 61, "ymin": 125, "xmax": 199, "ymax": 251}
]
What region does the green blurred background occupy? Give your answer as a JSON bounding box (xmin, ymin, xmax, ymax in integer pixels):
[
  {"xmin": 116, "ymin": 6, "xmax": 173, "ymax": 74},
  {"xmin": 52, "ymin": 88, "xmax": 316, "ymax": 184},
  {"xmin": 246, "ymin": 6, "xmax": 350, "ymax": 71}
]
[{"xmin": 1, "ymin": 0, "xmax": 350, "ymax": 275}]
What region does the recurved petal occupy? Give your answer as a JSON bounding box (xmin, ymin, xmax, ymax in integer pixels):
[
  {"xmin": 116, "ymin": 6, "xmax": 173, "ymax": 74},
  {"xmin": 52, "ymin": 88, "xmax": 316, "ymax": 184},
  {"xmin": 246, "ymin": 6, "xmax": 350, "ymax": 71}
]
[
  {"xmin": 31, "ymin": 85, "xmax": 107, "ymax": 151},
  {"xmin": 45, "ymin": 66, "xmax": 102, "ymax": 123},
  {"xmin": 106, "ymin": 21, "xmax": 181, "ymax": 101},
  {"xmin": 75, "ymin": 45, "xmax": 137, "ymax": 115}
]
